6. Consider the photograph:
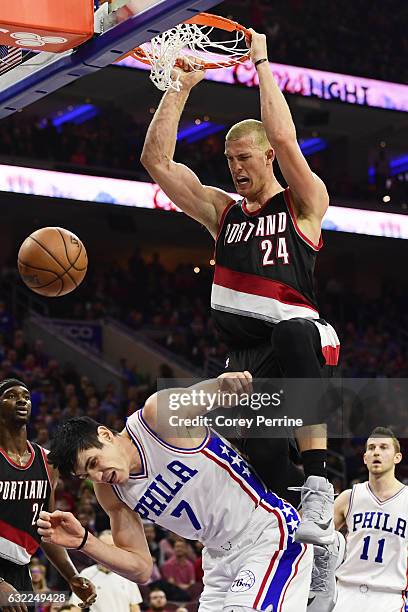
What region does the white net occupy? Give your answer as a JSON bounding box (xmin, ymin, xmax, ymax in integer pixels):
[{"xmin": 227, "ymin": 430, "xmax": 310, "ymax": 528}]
[{"xmin": 138, "ymin": 23, "xmax": 249, "ymax": 91}]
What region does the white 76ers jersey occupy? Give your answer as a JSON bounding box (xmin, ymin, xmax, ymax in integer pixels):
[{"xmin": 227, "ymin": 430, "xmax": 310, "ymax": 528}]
[
  {"xmin": 112, "ymin": 409, "xmax": 300, "ymax": 550},
  {"xmin": 336, "ymin": 482, "xmax": 408, "ymax": 592}
]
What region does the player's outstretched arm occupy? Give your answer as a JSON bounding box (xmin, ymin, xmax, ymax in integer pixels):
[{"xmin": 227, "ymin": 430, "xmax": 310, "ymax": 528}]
[
  {"xmin": 143, "ymin": 371, "xmax": 252, "ymax": 432},
  {"xmin": 141, "ymin": 62, "xmax": 232, "ymax": 237},
  {"xmin": 148, "ymin": 371, "xmax": 252, "ymax": 416},
  {"xmin": 38, "ymin": 485, "xmax": 152, "ymax": 583},
  {"xmin": 0, "ymin": 579, "xmax": 28, "ymax": 612},
  {"xmin": 249, "ymin": 30, "xmax": 328, "ymax": 224},
  {"xmin": 334, "ymin": 488, "xmax": 352, "ymax": 530},
  {"xmin": 142, "ymin": 372, "xmax": 252, "ymax": 447}
]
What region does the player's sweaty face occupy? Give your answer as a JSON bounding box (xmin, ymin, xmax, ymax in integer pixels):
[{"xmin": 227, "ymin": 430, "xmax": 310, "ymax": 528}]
[
  {"xmin": 225, "ymin": 135, "xmax": 270, "ymax": 196},
  {"xmin": 0, "ymin": 385, "xmax": 32, "ymax": 424},
  {"xmin": 76, "ymin": 441, "xmax": 129, "ymax": 485},
  {"xmin": 364, "ymin": 438, "xmax": 399, "ymax": 473}
]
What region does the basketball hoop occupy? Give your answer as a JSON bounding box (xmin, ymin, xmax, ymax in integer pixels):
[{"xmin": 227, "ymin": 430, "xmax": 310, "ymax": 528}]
[{"xmin": 123, "ymin": 13, "xmax": 251, "ymax": 92}]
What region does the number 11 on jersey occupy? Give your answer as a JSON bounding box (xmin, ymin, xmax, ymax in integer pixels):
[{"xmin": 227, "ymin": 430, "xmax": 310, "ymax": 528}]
[{"xmin": 360, "ymin": 535, "xmax": 385, "ymax": 563}]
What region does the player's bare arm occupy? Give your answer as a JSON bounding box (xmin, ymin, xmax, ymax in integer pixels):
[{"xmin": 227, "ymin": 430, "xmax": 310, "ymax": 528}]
[
  {"xmin": 250, "ymin": 30, "xmax": 328, "ymax": 242},
  {"xmin": 40, "ymin": 466, "xmax": 97, "ymax": 609},
  {"xmin": 140, "ymin": 60, "xmax": 233, "ymax": 237},
  {"xmin": 334, "ymin": 488, "xmax": 352, "ymax": 530},
  {"xmin": 142, "ymin": 371, "xmax": 252, "ymax": 446},
  {"xmin": 0, "ymin": 580, "xmax": 26, "ymax": 612},
  {"xmin": 37, "ymin": 483, "xmax": 152, "ymax": 583}
]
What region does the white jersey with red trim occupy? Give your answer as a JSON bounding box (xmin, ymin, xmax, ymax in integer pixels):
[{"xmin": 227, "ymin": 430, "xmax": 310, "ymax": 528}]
[
  {"xmin": 113, "ymin": 410, "xmax": 301, "ymax": 551},
  {"xmin": 211, "ymin": 187, "xmax": 340, "ymax": 364},
  {"xmin": 336, "ymin": 482, "xmax": 408, "ymax": 592}
]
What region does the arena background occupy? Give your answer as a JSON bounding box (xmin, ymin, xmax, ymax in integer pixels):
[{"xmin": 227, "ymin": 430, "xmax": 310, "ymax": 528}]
[{"xmin": 0, "ymin": 0, "xmax": 407, "ymax": 609}]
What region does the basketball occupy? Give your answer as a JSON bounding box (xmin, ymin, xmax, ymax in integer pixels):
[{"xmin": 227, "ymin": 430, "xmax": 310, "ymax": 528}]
[{"xmin": 17, "ymin": 227, "xmax": 88, "ymax": 297}]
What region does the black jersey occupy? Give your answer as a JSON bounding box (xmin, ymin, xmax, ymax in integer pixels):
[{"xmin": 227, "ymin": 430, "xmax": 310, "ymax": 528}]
[
  {"xmin": 0, "ymin": 441, "xmax": 51, "ymax": 565},
  {"xmin": 211, "ymin": 188, "xmax": 322, "ymax": 349}
]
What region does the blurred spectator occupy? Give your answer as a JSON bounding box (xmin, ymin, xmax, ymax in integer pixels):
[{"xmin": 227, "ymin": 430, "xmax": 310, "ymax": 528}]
[
  {"xmin": 192, "ymin": 542, "xmax": 204, "ymax": 583},
  {"xmin": 161, "ymin": 540, "xmax": 195, "ymax": 593},
  {"xmin": 13, "ymin": 329, "xmax": 28, "ymax": 361},
  {"xmin": 30, "ymin": 560, "xmax": 50, "ymax": 595},
  {"xmin": 144, "ymin": 523, "xmax": 161, "ymax": 565},
  {"xmin": 158, "ymin": 532, "xmax": 178, "ymax": 566},
  {"xmin": 77, "ymin": 502, "xmax": 96, "ymax": 532},
  {"xmin": 34, "ymin": 425, "xmax": 51, "ymax": 450},
  {"xmin": 54, "ymin": 479, "xmax": 75, "ymax": 513},
  {"xmin": 70, "ymin": 531, "xmax": 142, "ymax": 612},
  {"xmin": 32, "ymin": 339, "xmax": 48, "ymax": 369},
  {"xmin": 145, "ymin": 589, "xmax": 171, "ymax": 612},
  {"xmin": 0, "ymin": 300, "xmax": 13, "ymax": 335},
  {"xmin": 62, "ymin": 395, "xmax": 83, "ymax": 420},
  {"xmin": 99, "ymin": 387, "xmax": 118, "ymax": 421}
]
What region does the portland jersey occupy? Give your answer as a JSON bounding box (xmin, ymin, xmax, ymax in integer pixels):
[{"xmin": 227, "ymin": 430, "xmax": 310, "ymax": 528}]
[
  {"xmin": 336, "ymin": 482, "xmax": 408, "ymax": 592},
  {"xmin": 113, "ymin": 410, "xmax": 301, "ymax": 550},
  {"xmin": 212, "ymin": 188, "xmax": 321, "ymax": 349},
  {"xmin": 0, "ymin": 442, "xmax": 52, "ymax": 565}
]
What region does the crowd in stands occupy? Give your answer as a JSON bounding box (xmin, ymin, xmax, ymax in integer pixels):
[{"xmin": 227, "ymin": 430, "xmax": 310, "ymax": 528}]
[
  {"xmin": 35, "ymin": 0, "xmax": 407, "ymax": 85},
  {"xmin": 3, "ymin": 244, "xmax": 408, "ymax": 446},
  {"xmin": 0, "ymin": 7, "xmax": 406, "ymax": 605},
  {"xmin": 1, "ymin": 280, "xmax": 207, "ymax": 610},
  {"xmin": 0, "ymin": 112, "xmax": 146, "ymax": 178},
  {"xmin": 2, "ymin": 249, "xmax": 408, "ymax": 608},
  {"xmin": 1, "ymin": 108, "xmax": 406, "ymax": 211},
  {"xmin": 0, "ymin": 110, "xmax": 232, "ymax": 189},
  {"xmin": 27, "ymin": 246, "xmax": 408, "ymax": 380},
  {"xmin": 29, "ymin": 524, "xmax": 204, "ymax": 610},
  {"xmin": 69, "ymin": 0, "xmax": 408, "ymax": 84},
  {"xmin": 225, "ymin": 0, "xmax": 407, "ymax": 84},
  {"xmin": 4, "ymin": 237, "xmax": 408, "ymax": 380}
]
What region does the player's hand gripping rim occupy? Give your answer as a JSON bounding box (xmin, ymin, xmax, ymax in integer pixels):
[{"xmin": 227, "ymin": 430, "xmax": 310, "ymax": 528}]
[{"xmin": 217, "ymin": 371, "xmax": 253, "ymax": 407}]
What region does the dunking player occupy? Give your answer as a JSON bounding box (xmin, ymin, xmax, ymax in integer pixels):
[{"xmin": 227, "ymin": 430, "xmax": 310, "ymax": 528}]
[
  {"xmin": 0, "ymin": 379, "xmax": 96, "ymax": 610},
  {"xmin": 141, "ymin": 29, "xmax": 340, "ymax": 544},
  {"xmin": 37, "ymin": 372, "xmax": 313, "ymax": 612},
  {"xmin": 331, "ymin": 427, "xmax": 408, "ymax": 612}
]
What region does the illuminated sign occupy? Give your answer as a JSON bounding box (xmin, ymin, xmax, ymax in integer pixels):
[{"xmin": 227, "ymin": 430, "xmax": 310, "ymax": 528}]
[
  {"xmin": 117, "ymin": 57, "xmax": 408, "ymax": 113},
  {"xmin": 0, "ymin": 164, "xmax": 406, "ymax": 239}
]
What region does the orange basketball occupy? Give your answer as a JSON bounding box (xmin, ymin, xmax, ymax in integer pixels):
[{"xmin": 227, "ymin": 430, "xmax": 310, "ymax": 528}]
[{"xmin": 18, "ymin": 227, "xmax": 88, "ymax": 297}]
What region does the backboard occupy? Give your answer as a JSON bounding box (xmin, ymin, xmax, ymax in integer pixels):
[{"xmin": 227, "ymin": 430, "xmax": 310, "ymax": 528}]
[{"xmin": 0, "ymin": 0, "xmax": 222, "ymax": 119}]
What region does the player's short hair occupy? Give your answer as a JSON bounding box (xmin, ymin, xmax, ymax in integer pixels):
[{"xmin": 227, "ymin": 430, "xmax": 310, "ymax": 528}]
[
  {"xmin": 48, "ymin": 416, "xmax": 118, "ymax": 477},
  {"xmin": 225, "ymin": 119, "xmax": 271, "ymax": 151},
  {"xmin": 366, "ymin": 427, "xmax": 400, "ymax": 454},
  {"xmin": 0, "ymin": 378, "xmax": 29, "ymax": 398}
]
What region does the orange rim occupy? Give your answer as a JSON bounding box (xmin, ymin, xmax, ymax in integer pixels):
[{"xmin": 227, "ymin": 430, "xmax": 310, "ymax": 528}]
[{"xmin": 124, "ymin": 12, "xmax": 251, "ymax": 69}]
